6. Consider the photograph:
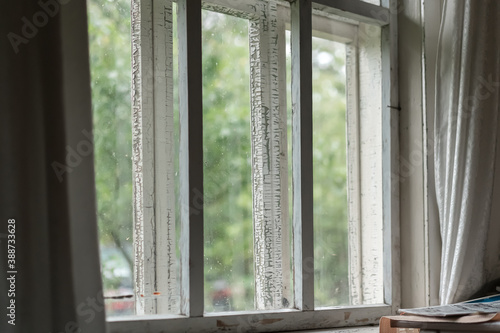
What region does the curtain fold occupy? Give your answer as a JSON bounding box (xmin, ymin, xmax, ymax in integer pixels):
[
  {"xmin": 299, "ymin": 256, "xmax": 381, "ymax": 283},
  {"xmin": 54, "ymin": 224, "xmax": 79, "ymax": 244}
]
[
  {"xmin": 435, "ymin": 0, "xmax": 500, "ymax": 304},
  {"xmin": 0, "ymin": 0, "xmax": 106, "ymax": 332}
]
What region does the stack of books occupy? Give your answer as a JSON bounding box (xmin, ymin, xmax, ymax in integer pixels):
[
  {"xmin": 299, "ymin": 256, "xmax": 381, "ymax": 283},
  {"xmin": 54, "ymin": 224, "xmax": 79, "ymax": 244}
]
[{"xmin": 380, "ymin": 294, "xmax": 500, "ymax": 333}]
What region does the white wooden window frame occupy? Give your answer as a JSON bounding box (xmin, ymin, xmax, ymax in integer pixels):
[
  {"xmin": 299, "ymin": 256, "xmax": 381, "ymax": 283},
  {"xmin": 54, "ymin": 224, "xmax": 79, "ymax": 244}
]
[{"xmin": 110, "ymin": 0, "xmax": 399, "ymax": 331}]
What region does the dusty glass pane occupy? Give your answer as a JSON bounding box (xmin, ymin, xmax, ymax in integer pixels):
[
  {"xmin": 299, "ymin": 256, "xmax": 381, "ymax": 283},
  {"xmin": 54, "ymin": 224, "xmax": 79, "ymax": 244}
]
[
  {"xmin": 286, "ymin": 30, "xmax": 349, "ymax": 307},
  {"xmin": 202, "ymin": 10, "xmax": 254, "ymax": 312},
  {"xmin": 311, "ymin": 36, "xmax": 349, "ymax": 307},
  {"xmin": 88, "ymin": 0, "xmax": 134, "ymax": 316}
]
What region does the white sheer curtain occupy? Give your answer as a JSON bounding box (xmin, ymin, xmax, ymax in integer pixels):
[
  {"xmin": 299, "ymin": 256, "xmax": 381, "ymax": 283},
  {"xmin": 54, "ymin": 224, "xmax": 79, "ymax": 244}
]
[
  {"xmin": 0, "ymin": 0, "xmax": 106, "ymax": 332},
  {"xmin": 435, "ymin": 0, "xmax": 500, "ymax": 304}
]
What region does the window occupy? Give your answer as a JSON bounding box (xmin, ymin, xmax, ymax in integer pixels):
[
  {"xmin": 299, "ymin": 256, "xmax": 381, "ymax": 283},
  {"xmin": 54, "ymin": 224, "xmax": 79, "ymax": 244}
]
[{"xmin": 90, "ymin": 0, "xmax": 399, "ymax": 331}]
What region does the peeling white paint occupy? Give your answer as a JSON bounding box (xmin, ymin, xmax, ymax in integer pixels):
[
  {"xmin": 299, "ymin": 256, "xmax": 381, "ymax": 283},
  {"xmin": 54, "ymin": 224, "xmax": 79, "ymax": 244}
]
[
  {"xmin": 132, "ymin": 0, "xmax": 178, "ymax": 315},
  {"xmin": 249, "ymin": 0, "xmax": 291, "ymax": 310},
  {"xmin": 358, "ymin": 22, "xmax": 384, "ymax": 305}
]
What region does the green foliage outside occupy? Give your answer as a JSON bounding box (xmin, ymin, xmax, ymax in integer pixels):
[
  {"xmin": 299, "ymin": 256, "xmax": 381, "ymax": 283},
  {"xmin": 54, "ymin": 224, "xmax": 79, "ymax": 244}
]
[
  {"xmin": 200, "ymin": 12, "xmax": 255, "ymax": 312},
  {"xmin": 88, "ymin": 0, "xmax": 134, "ymax": 293},
  {"xmin": 310, "ymin": 37, "xmax": 349, "ymax": 307},
  {"xmin": 88, "ymin": 0, "xmax": 349, "ymax": 314}
]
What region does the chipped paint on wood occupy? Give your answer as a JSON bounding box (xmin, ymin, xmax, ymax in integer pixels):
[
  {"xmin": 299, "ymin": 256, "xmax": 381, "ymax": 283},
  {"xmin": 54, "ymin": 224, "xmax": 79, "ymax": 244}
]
[
  {"xmin": 132, "ymin": 0, "xmax": 178, "ymax": 315},
  {"xmin": 216, "ymin": 320, "xmax": 239, "ymax": 328},
  {"xmin": 346, "ymin": 38, "xmax": 363, "ymax": 306},
  {"xmin": 108, "ymin": 305, "xmax": 391, "ymax": 332},
  {"xmin": 358, "ymin": 22, "xmax": 384, "ymax": 305},
  {"xmin": 249, "ymin": 0, "xmax": 291, "ymax": 310}
]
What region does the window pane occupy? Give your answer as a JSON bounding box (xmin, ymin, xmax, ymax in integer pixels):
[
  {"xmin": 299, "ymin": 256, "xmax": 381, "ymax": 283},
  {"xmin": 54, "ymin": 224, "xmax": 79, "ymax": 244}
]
[
  {"xmin": 311, "ymin": 37, "xmax": 349, "ymax": 307},
  {"xmin": 286, "ymin": 29, "xmax": 349, "ymax": 308},
  {"xmin": 202, "ymin": 9, "xmax": 254, "ymax": 312},
  {"xmin": 287, "ymin": 29, "xmax": 350, "ymax": 307},
  {"xmin": 287, "ymin": 12, "xmax": 385, "ymax": 307},
  {"xmin": 88, "ymin": 0, "xmax": 134, "ymax": 316}
]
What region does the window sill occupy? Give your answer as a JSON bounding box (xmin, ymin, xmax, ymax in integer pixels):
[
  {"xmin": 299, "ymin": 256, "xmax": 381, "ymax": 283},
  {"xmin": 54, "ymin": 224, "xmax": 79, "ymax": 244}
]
[
  {"xmin": 107, "ymin": 308, "xmax": 386, "ymax": 332},
  {"xmin": 286, "ymin": 327, "xmax": 379, "ymax": 333}
]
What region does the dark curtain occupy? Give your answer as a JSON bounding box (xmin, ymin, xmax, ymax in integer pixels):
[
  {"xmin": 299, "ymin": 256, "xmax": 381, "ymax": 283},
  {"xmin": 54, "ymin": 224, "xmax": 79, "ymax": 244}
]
[{"xmin": 0, "ymin": 0, "xmax": 106, "ymax": 332}]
